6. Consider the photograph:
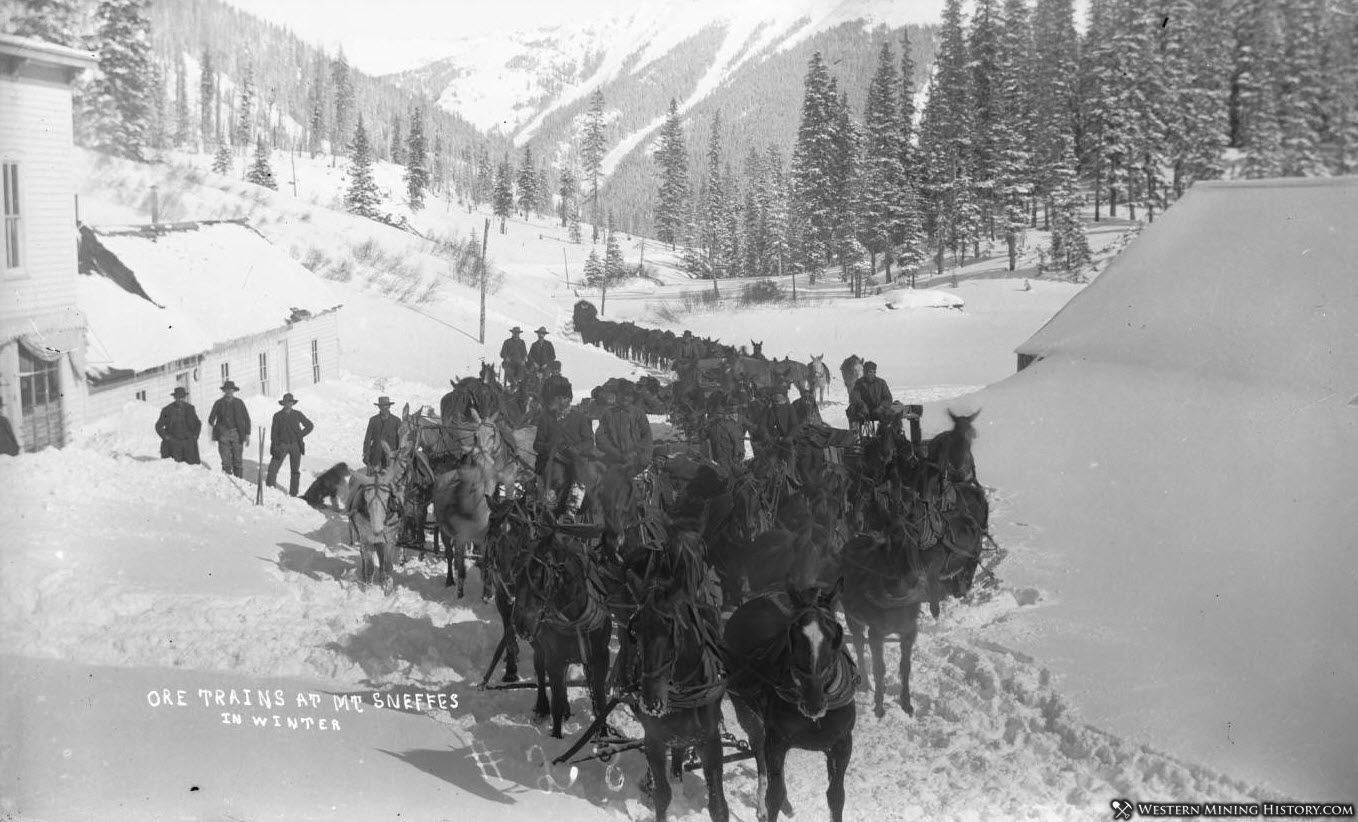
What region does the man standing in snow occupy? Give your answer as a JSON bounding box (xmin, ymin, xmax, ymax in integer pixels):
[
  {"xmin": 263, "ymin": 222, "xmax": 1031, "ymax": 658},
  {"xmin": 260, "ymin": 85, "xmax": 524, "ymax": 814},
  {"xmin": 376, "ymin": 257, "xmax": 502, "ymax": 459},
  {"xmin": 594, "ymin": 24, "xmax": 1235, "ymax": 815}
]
[
  {"xmin": 527, "ymin": 327, "xmax": 555, "ymax": 369},
  {"xmin": 208, "ymin": 380, "xmax": 250, "ymax": 478},
  {"xmin": 363, "ymin": 396, "xmax": 401, "ymax": 470},
  {"xmin": 267, "ymin": 393, "xmax": 314, "ymax": 496},
  {"xmin": 500, "ymin": 326, "xmax": 527, "ymax": 389},
  {"xmin": 155, "ymin": 387, "xmax": 202, "ymax": 465},
  {"xmin": 0, "ymin": 396, "xmax": 21, "ymax": 456},
  {"xmin": 848, "ymin": 361, "xmax": 894, "ymax": 435}
]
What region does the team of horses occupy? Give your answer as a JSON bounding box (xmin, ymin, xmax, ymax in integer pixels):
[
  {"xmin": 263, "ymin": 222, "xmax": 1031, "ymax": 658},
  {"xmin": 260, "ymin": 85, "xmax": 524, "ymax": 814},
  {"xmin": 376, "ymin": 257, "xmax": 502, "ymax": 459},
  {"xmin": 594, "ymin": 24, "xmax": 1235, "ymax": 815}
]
[{"xmin": 338, "ymin": 301, "xmax": 991, "ymax": 822}]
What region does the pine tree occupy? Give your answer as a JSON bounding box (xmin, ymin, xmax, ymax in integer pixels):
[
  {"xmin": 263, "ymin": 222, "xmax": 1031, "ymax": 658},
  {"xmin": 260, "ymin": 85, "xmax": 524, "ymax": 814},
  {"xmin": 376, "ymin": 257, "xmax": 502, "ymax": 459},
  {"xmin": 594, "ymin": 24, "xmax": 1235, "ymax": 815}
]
[
  {"xmin": 1234, "ymin": 0, "xmax": 1286, "ymax": 178},
  {"xmin": 87, "ymin": 0, "xmax": 154, "ymax": 162},
  {"xmin": 558, "ymin": 168, "xmax": 577, "ymax": 228},
  {"xmin": 246, "ymin": 136, "xmax": 277, "ymax": 189},
  {"xmin": 331, "ymin": 48, "xmax": 354, "ymax": 162},
  {"xmin": 1029, "ymin": 0, "xmax": 1081, "ymax": 215},
  {"xmin": 1278, "ymin": 0, "xmax": 1327, "ymax": 176},
  {"xmin": 472, "ymin": 145, "xmax": 494, "ymax": 208},
  {"xmin": 604, "ymin": 224, "xmax": 626, "ymax": 282},
  {"xmin": 790, "ymin": 52, "xmax": 842, "ymax": 275},
  {"xmin": 148, "ymin": 59, "xmax": 167, "ymax": 153},
  {"xmin": 858, "ymin": 41, "xmax": 915, "ymax": 284},
  {"xmin": 307, "ymin": 53, "xmax": 326, "ymax": 158},
  {"xmin": 515, "ymin": 145, "xmax": 538, "ymax": 218},
  {"xmin": 173, "ymin": 54, "xmax": 192, "ymax": 149},
  {"xmin": 199, "ymin": 47, "xmax": 214, "ymax": 147},
  {"xmin": 568, "ymin": 199, "xmax": 583, "ymax": 243},
  {"xmin": 492, "ymin": 153, "xmax": 515, "ymax": 233},
  {"xmin": 968, "ymin": 0, "xmax": 1005, "ymax": 240},
  {"xmin": 211, "ymin": 139, "xmax": 232, "ymax": 174},
  {"xmin": 234, "ymin": 55, "xmax": 254, "ymax": 149},
  {"xmin": 344, "ymin": 115, "xmax": 382, "ymax": 220},
  {"xmin": 583, "ymin": 247, "xmax": 604, "ymax": 286},
  {"xmin": 698, "ymin": 111, "xmax": 736, "ymax": 280},
  {"xmin": 581, "ymin": 89, "xmax": 607, "ymax": 239},
  {"xmin": 390, "ymin": 114, "xmax": 404, "ymax": 165},
  {"xmin": 404, "ymin": 107, "xmax": 429, "ymax": 211},
  {"xmin": 996, "ymin": 0, "xmax": 1034, "ymax": 268},
  {"xmin": 8, "ymin": 0, "xmax": 82, "ymax": 46},
  {"xmin": 654, "ymin": 98, "xmax": 690, "ymax": 248},
  {"xmin": 1327, "ymin": 0, "xmax": 1358, "ymax": 174},
  {"xmin": 765, "ymin": 145, "xmax": 792, "ymax": 279},
  {"xmin": 1159, "ymin": 0, "xmax": 1228, "ymax": 198},
  {"xmin": 917, "ymin": 0, "xmax": 978, "ymax": 272}
]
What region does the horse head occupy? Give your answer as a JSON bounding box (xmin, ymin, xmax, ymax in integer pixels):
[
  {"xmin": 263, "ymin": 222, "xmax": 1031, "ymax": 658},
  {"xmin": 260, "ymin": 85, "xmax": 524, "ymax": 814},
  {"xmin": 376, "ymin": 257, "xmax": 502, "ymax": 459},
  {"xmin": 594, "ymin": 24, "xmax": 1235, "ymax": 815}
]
[
  {"xmin": 628, "ymin": 579, "xmax": 687, "ymax": 716},
  {"xmin": 935, "ymin": 408, "xmax": 981, "ymax": 482},
  {"xmin": 784, "ymin": 580, "xmax": 848, "ymax": 720}
]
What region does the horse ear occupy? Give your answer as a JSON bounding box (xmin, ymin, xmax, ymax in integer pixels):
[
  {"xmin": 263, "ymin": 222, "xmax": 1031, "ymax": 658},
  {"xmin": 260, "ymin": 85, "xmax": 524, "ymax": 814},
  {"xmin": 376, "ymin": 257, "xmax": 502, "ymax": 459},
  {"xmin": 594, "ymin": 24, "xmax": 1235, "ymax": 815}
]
[
  {"xmin": 968, "ymin": 409, "xmax": 982, "ymax": 422},
  {"xmin": 820, "ymin": 576, "xmax": 845, "ymax": 607},
  {"xmin": 948, "ymin": 409, "xmax": 960, "ymax": 424}
]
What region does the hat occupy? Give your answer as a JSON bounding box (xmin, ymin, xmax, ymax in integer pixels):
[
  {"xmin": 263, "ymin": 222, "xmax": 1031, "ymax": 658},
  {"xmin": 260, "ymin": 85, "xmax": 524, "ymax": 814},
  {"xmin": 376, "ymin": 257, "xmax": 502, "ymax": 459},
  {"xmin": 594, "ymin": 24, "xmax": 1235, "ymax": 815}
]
[
  {"xmin": 171, "ymin": 387, "xmax": 189, "ymax": 399},
  {"xmin": 534, "ymin": 326, "xmax": 549, "ymax": 335},
  {"xmin": 220, "ymin": 380, "xmax": 239, "ymax": 392},
  {"xmin": 864, "ymin": 360, "xmax": 878, "ymax": 371},
  {"xmin": 278, "ymin": 392, "xmax": 298, "ymax": 406},
  {"xmin": 375, "ymin": 396, "xmax": 393, "ymax": 407},
  {"xmin": 510, "ymin": 326, "xmax": 523, "ymax": 334}
]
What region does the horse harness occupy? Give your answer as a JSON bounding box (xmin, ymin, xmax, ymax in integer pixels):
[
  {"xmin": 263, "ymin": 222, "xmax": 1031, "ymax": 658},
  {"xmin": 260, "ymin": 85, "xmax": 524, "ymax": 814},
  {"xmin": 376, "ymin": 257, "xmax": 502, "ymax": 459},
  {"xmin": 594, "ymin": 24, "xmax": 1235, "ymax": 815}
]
[{"xmin": 731, "ymin": 591, "xmax": 859, "ymax": 714}]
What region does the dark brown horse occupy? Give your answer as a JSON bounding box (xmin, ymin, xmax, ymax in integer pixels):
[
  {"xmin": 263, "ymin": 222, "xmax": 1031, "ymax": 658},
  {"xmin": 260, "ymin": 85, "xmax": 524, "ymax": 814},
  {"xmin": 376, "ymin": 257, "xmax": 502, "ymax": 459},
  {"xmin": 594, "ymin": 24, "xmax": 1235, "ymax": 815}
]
[
  {"xmin": 511, "ymin": 535, "xmax": 613, "ymax": 738},
  {"xmin": 625, "ymin": 577, "xmax": 730, "ymax": 822},
  {"xmin": 925, "ymin": 409, "xmax": 980, "ymax": 484},
  {"xmin": 724, "ymin": 583, "xmax": 858, "ymax": 822}
]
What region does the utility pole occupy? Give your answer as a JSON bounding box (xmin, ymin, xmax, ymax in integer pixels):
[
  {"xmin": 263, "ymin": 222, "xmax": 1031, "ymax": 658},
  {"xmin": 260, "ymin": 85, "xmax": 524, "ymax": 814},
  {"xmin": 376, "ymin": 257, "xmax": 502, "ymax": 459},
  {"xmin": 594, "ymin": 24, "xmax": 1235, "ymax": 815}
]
[
  {"xmin": 479, "ymin": 217, "xmax": 489, "ymax": 344},
  {"xmin": 562, "ymin": 247, "xmax": 570, "ymax": 289}
]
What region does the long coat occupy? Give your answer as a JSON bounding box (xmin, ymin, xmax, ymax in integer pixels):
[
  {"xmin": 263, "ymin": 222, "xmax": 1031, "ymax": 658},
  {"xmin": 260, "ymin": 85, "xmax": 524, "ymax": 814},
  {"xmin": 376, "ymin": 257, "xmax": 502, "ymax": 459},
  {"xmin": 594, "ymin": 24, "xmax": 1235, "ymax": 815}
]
[
  {"xmin": 849, "ymin": 375, "xmax": 894, "ymax": 419},
  {"xmin": 500, "ymin": 336, "xmax": 527, "ymax": 364},
  {"xmin": 595, "ymin": 405, "xmax": 652, "ymax": 467},
  {"xmin": 156, "ymin": 401, "xmax": 202, "ymax": 463},
  {"xmin": 208, "ymin": 396, "xmax": 251, "ymax": 442},
  {"xmin": 269, "ymin": 408, "xmax": 314, "ymax": 455},
  {"xmin": 528, "ymin": 338, "xmax": 556, "ymax": 368},
  {"xmin": 363, "ymin": 412, "xmax": 402, "ymax": 466},
  {"xmin": 0, "ymin": 414, "xmax": 21, "ymax": 456},
  {"xmin": 702, "ymin": 417, "xmax": 746, "ymax": 473}
]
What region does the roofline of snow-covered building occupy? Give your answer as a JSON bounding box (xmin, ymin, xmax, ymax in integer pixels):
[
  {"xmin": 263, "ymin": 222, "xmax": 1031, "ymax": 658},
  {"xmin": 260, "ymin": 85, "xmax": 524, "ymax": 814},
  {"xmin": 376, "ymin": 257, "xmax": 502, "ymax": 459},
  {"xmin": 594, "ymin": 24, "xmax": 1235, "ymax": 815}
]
[{"xmin": 0, "ymin": 33, "xmax": 97, "ymax": 74}]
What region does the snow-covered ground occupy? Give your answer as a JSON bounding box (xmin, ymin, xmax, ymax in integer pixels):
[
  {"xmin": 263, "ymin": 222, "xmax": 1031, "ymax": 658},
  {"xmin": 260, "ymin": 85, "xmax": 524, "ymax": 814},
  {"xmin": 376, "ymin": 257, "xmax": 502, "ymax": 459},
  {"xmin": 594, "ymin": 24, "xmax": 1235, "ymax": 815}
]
[{"xmin": 6, "ymin": 149, "xmax": 1342, "ymax": 820}]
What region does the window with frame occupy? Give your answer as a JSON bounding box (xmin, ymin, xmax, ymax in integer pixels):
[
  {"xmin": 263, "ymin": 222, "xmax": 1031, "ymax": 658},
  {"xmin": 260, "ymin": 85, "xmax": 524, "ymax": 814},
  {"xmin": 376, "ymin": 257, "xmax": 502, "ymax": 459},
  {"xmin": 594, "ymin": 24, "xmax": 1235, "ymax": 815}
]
[
  {"xmin": 311, "ymin": 339, "xmax": 320, "ymax": 383},
  {"xmin": 135, "ymin": 390, "xmax": 146, "ymax": 402},
  {"xmin": 258, "ymin": 351, "xmax": 269, "ymax": 395},
  {"xmin": 18, "ymin": 345, "xmax": 62, "ymax": 451},
  {"xmin": 220, "ymin": 362, "xmax": 230, "ymax": 383},
  {"xmin": 3, "ymin": 162, "xmax": 21, "ymax": 271}
]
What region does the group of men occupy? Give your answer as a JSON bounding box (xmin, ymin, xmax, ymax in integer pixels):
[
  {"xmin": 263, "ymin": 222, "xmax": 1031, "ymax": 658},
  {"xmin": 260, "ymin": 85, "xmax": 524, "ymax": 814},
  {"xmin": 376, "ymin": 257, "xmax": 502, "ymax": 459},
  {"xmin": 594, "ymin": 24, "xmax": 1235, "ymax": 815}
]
[
  {"xmin": 154, "ymin": 382, "xmax": 315, "ymax": 497},
  {"xmin": 532, "ymin": 377, "xmax": 655, "ymax": 495},
  {"xmin": 500, "ymin": 326, "xmax": 556, "ymax": 387}
]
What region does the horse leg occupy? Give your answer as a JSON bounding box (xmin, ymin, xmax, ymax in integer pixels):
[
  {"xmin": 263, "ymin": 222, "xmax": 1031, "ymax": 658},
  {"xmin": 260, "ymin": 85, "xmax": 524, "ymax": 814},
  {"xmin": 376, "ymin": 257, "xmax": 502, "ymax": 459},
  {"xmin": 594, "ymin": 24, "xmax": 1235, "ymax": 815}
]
[
  {"xmin": 548, "ymin": 655, "xmax": 570, "ymax": 739},
  {"xmin": 845, "ymin": 613, "xmax": 869, "ymax": 692},
  {"xmin": 497, "ymin": 593, "xmax": 519, "ymax": 682},
  {"xmin": 442, "ymin": 527, "xmax": 456, "ymax": 588},
  {"xmin": 531, "ymin": 644, "xmax": 550, "ymax": 719},
  {"xmin": 702, "ymin": 709, "xmax": 731, "ymax": 822},
  {"xmin": 670, "ymin": 748, "xmax": 684, "ymax": 781},
  {"xmin": 588, "ymin": 628, "xmax": 611, "ymax": 723},
  {"xmin": 644, "ymin": 736, "xmax": 674, "ymax": 821},
  {"xmin": 764, "ymin": 737, "xmax": 791, "ymax": 822},
  {"xmin": 825, "ymin": 730, "xmax": 853, "ymax": 822},
  {"xmin": 455, "ymin": 540, "xmax": 468, "ymax": 599},
  {"xmin": 869, "ymin": 622, "xmax": 888, "ymax": 719},
  {"xmin": 730, "ymin": 697, "xmax": 769, "ymax": 822},
  {"xmin": 898, "ymin": 606, "xmax": 920, "ymax": 716},
  {"xmin": 379, "ymin": 541, "xmax": 394, "ymax": 594}
]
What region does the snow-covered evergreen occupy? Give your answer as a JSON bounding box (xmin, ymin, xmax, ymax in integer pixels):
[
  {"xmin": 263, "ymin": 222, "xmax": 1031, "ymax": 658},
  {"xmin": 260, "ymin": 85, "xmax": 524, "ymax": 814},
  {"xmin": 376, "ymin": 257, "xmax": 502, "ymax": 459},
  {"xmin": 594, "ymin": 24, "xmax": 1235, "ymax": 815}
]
[
  {"xmin": 85, "ymin": 0, "xmax": 154, "ymax": 162},
  {"xmin": 343, "ymin": 115, "xmax": 382, "ymax": 220},
  {"xmin": 246, "ymin": 136, "xmax": 277, "ymax": 190},
  {"xmin": 403, "ymin": 107, "xmax": 429, "ymax": 212}
]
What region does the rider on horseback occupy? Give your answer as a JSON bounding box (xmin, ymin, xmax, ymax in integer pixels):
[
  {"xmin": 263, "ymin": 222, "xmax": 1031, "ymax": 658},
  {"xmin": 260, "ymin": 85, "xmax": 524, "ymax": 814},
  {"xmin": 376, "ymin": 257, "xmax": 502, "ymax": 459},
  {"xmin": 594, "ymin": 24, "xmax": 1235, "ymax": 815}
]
[
  {"xmin": 701, "ymin": 391, "xmax": 747, "ymax": 477},
  {"xmin": 540, "ymin": 360, "xmax": 572, "ymax": 408},
  {"xmin": 595, "ymin": 386, "xmax": 652, "ymax": 476},
  {"xmin": 500, "ymin": 327, "xmax": 528, "ymax": 390},
  {"xmin": 848, "ymin": 361, "xmax": 894, "ymax": 438}
]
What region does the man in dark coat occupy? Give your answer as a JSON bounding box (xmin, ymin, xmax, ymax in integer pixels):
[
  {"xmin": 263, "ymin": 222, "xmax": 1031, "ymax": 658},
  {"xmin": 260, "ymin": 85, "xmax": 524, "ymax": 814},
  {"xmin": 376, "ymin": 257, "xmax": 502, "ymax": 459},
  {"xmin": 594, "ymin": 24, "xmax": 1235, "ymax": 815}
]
[
  {"xmin": 363, "ymin": 396, "xmax": 402, "ymax": 469},
  {"xmin": 595, "ymin": 387, "xmax": 652, "ymax": 474},
  {"xmin": 760, "ymin": 384, "xmax": 802, "ymax": 466},
  {"xmin": 207, "ymin": 380, "xmax": 251, "ymax": 477},
  {"xmin": 540, "ymin": 361, "xmax": 572, "ymax": 408},
  {"xmin": 267, "ymin": 393, "xmax": 314, "ymax": 496},
  {"xmin": 156, "ymin": 387, "xmax": 202, "ymax": 464},
  {"xmin": 792, "ymin": 385, "xmax": 824, "ymax": 427},
  {"xmin": 677, "ymin": 330, "xmax": 703, "ymax": 362},
  {"xmin": 527, "ymin": 327, "xmax": 556, "ymax": 369},
  {"xmin": 848, "ymin": 361, "xmax": 894, "ymax": 430},
  {"xmin": 500, "ymin": 327, "xmax": 527, "ymax": 387},
  {"xmin": 702, "ymin": 403, "xmax": 747, "ymax": 476},
  {"xmin": 0, "ymin": 396, "xmax": 20, "ymax": 456}
]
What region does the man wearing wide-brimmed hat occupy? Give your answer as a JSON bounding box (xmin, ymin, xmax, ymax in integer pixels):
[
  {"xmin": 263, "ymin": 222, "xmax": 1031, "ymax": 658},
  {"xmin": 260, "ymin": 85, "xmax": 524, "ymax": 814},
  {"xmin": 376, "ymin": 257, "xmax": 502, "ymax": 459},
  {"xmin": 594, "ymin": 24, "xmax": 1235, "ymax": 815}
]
[
  {"xmin": 527, "ymin": 326, "xmax": 555, "ymax": 369},
  {"xmin": 499, "ymin": 326, "xmax": 528, "ymax": 388},
  {"xmin": 155, "ymin": 386, "xmax": 202, "ymax": 465},
  {"xmin": 267, "ymin": 393, "xmax": 314, "ymax": 496},
  {"xmin": 208, "ymin": 380, "xmax": 251, "ymax": 477},
  {"xmin": 363, "ymin": 396, "xmax": 402, "ymax": 470}
]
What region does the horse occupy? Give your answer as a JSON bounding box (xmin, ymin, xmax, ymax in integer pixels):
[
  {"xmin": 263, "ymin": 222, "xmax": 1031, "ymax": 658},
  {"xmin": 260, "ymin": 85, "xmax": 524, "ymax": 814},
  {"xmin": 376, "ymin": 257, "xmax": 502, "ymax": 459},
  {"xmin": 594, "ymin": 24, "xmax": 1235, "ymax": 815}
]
[
  {"xmin": 724, "ymin": 583, "xmax": 858, "ymax": 822},
  {"xmin": 346, "ymin": 445, "xmax": 409, "ymax": 593},
  {"xmin": 625, "ymin": 576, "xmax": 730, "ymax": 822},
  {"xmin": 925, "ymin": 409, "xmax": 980, "ymax": 484},
  {"xmin": 511, "ymin": 534, "xmax": 613, "ymax": 739},
  {"xmin": 431, "ymin": 459, "xmax": 497, "ymax": 597},
  {"xmin": 701, "ymin": 471, "xmax": 765, "ymax": 606},
  {"xmin": 807, "ymin": 354, "xmax": 832, "ymax": 406},
  {"xmin": 839, "ymin": 355, "xmax": 863, "ymax": 395},
  {"xmin": 838, "ymin": 525, "xmax": 929, "ymax": 718},
  {"xmin": 481, "ymin": 494, "xmax": 556, "ymax": 684},
  {"xmin": 750, "ymin": 340, "xmax": 766, "ymax": 361},
  {"xmin": 769, "ymin": 357, "xmax": 808, "ymax": 392}
]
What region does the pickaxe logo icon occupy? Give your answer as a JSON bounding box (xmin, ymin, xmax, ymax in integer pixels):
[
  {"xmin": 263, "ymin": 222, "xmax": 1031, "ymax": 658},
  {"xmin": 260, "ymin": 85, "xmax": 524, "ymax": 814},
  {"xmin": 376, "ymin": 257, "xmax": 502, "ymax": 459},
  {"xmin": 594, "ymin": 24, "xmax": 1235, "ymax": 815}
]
[{"xmin": 1111, "ymin": 798, "xmax": 1135, "ymax": 820}]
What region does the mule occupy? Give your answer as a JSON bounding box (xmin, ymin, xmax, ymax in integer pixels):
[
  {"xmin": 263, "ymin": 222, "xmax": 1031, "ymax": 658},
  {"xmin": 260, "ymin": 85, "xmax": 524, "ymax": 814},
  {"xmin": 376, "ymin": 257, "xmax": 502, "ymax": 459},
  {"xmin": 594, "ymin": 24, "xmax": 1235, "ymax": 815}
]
[
  {"xmin": 512, "ymin": 535, "xmax": 613, "ymax": 739},
  {"xmin": 839, "ymin": 355, "xmax": 863, "ymax": 395},
  {"xmin": 431, "ymin": 459, "xmax": 497, "ymax": 597},
  {"xmin": 724, "ymin": 583, "xmax": 858, "ymax": 822},
  {"xmin": 347, "ymin": 462, "xmax": 405, "ymax": 593},
  {"xmin": 925, "ymin": 409, "xmax": 980, "ymax": 484},
  {"xmin": 807, "ymin": 354, "xmax": 832, "ymax": 406}
]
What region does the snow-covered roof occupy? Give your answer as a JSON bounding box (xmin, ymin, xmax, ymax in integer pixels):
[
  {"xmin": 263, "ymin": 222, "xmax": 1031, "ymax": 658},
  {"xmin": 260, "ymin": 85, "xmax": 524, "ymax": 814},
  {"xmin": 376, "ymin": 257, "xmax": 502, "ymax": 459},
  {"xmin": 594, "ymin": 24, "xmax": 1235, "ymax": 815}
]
[
  {"xmin": 1017, "ymin": 176, "xmax": 1358, "ymax": 398},
  {"xmin": 79, "ymin": 221, "xmax": 342, "ymax": 363},
  {"xmin": 79, "ymin": 275, "xmax": 213, "ymax": 379}
]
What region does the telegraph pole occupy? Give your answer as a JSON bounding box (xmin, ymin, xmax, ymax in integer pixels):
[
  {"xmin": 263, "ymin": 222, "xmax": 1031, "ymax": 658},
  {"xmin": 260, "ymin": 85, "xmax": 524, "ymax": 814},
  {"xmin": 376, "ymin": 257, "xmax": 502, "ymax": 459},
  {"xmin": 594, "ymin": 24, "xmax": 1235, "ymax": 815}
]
[{"xmin": 479, "ymin": 217, "xmax": 489, "ymax": 344}]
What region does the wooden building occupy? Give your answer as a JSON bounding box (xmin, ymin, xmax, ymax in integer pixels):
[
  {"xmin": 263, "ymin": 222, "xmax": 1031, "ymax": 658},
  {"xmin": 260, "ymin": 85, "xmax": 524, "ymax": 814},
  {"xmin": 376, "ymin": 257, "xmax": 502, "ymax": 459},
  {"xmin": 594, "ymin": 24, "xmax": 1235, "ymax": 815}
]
[{"xmin": 0, "ymin": 34, "xmax": 96, "ymax": 451}]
